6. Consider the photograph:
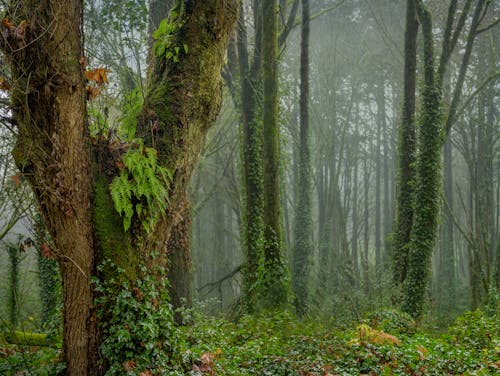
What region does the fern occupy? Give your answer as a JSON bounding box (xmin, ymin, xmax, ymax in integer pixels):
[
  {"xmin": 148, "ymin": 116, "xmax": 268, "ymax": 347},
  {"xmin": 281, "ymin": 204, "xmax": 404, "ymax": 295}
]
[{"xmin": 110, "ymin": 141, "xmax": 172, "ymax": 233}]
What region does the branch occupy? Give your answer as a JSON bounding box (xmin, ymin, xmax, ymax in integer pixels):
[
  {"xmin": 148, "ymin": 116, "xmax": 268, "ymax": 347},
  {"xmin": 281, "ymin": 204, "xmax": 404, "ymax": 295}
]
[
  {"xmin": 278, "ymin": 0, "xmax": 299, "ymax": 48},
  {"xmin": 476, "ymin": 17, "xmax": 500, "ymax": 35},
  {"xmin": 455, "ymin": 71, "xmax": 500, "ymax": 119},
  {"xmin": 197, "ymin": 264, "xmax": 243, "ymax": 295}
]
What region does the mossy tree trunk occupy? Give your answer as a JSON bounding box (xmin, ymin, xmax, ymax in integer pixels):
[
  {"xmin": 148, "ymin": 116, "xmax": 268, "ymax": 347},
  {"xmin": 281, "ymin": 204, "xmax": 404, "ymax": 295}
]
[
  {"xmin": 146, "ymin": 0, "xmax": 192, "ymax": 325},
  {"xmin": 261, "ymin": 0, "xmax": 289, "ymax": 308},
  {"xmin": 402, "ymin": 0, "xmax": 442, "ymax": 320},
  {"xmin": 393, "ymin": 0, "xmax": 418, "ymax": 287},
  {"xmin": 291, "ymin": 0, "xmax": 312, "ymax": 316},
  {"xmin": 400, "ymin": 0, "xmax": 486, "ymax": 320},
  {"xmin": 235, "ymin": 0, "xmax": 265, "ymax": 311},
  {"xmin": 7, "ymin": 243, "xmax": 20, "ymax": 329},
  {"xmin": 1, "ymin": 0, "xmax": 237, "ymax": 373}
]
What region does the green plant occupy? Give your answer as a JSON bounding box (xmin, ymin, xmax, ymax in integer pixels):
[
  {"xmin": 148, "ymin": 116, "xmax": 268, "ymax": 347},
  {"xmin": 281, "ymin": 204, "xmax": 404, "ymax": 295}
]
[
  {"xmin": 110, "ymin": 141, "xmax": 171, "ymax": 232},
  {"xmin": 152, "ymin": 4, "xmax": 188, "ymax": 63},
  {"xmin": 366, "ymin": 308, "xmax": 416, "ymax": 335},
  {"xmin": 93, "ymin": 262, "xmax": 183, "ymax": 375},
  {"xmin": 119, "ymin": 88, "xmax": 144, "ymax": 141},
  {"xmin": 450, "ymin": 309, "xmax": 499, "ymax": 350}
]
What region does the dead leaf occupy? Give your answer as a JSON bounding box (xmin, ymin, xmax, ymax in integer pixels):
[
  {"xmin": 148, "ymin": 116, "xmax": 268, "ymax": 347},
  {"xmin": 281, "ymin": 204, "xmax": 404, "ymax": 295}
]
[
  {"xmin": 86, "ymin": 86, "xmax": 101, "ymax": 100},
  {"xmin": 85, "ymin": 68, "xmax": 111, "ymax": 86},
  {"xmin": 15, "ymin": 20, "xmax": 28, "ymax": 40},
  {"xmin": 41, "ymin": 242, "xmax": 54, "ymax": 259},
  {"xmin": 10, "ymin": 173, "xmax": 22, "ymax": 187},
  {"xmin": 2, "ymin": 18, "xmax": 14, "ymax": 30},
  {"xmin": 0, "ymin": 76, "xmax": 11, "ymax": 91},
  {"xmin": 79, "ymin": 56, "xmax": 88, "ymax": 69},
  {"xmin": 123, "ymin": 360, "xmax": 136, "ymax": 371}
]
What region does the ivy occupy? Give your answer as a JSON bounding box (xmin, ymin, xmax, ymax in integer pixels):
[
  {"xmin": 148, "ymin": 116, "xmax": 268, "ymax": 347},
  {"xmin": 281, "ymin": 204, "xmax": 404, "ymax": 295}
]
[
  {"xmin": 110, "ymin": 141, "xmax": 172, "ymax": 233},
  {"xmin": 93, "ymin": 261, "xmax": 183, "ymax": 375}
]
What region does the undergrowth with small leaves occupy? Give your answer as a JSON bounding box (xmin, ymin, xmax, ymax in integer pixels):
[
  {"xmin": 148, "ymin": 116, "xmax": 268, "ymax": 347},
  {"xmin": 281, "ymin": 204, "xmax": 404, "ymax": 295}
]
[{"xmin": 1, "ymin": 306, "xmax": 498, "ymax": 375}]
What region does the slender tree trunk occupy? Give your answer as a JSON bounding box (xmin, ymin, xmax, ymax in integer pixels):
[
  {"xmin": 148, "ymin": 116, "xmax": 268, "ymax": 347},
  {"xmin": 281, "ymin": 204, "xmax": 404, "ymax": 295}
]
[
  {"xmin": 393, "ymin": 0, "xmax": 418, "ymax": 287},
  {"xmin": 7, "ymin": 243, "xmax": 20, "ymax": 329},
  {"xmin": 237, "ymin": 1, "xmax": 265, "ymax": 310},
  {"xmin": 375, "ymin": 87, "xmax": 382, "ymax": 269},
  {"xmin": 262, "ymin": 0, "xmax": 289, "ymax": 307},
  {"xmin": 292, "ymin": 0, "xmax": 312, "ymax": 316}
]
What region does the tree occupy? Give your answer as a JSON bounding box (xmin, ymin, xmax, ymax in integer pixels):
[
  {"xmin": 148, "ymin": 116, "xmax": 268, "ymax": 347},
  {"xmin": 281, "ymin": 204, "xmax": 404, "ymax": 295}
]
[
  {"xmin": 0, "ymin": 1, "xmax": 237, "ymax": 374},
  {"xmin": 261, "ymin": 0, "xmax": 290, "ymax": 308},
  {"xmin": 292, "ymin": 0, "xmax": 312, "ymax": 316},
  {"xmin": 399, "ymin": 0, "xmax": 489, "ymax": 320},
  {"xmin": 393, "ymin": 0, "xmax": 418, "ymax": 287}
]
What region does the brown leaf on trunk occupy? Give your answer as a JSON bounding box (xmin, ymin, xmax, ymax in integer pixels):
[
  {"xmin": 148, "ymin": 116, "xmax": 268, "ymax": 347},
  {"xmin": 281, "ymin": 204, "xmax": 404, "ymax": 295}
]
[
  {"xmin": 15, "ymin": 20, "xmax": 28, "ymax": 40},
  {"xmin": 0, "ymin": 76, "xmax": 11, "ymax": 91},
  {"xmin": 10, "ymin": 173, "xmax": 22, "ymax": 187},
  {"xmin": 41, "ymin": 242, "xmax": 54, "ymax": 259}
]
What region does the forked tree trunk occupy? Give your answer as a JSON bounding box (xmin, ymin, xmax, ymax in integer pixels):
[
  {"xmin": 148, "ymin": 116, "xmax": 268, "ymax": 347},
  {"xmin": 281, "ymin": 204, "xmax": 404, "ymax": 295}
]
[{"xmin": 1, "ymin": 0, "xmax": 237, "ymax": 373}]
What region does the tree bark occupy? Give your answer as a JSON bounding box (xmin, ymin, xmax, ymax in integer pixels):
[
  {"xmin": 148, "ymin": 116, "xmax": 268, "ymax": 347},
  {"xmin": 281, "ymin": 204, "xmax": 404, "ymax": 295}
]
[
  {"xmin": 262, "ymin": 0, "xmax": 289, "ymax": 307},
  {"xmin": 393, "ymin": 0, "xmax": 418, "ymax": 287},
  {"xmin": 291, "ymin": 0, "xmax": 312, "ymax": 316}
]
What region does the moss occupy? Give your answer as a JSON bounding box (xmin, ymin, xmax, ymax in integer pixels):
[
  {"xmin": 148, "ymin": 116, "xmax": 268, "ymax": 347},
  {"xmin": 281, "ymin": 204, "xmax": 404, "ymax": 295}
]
[
  {"xmin": 93, "ymin": 176, "xmax": 138, "ymax": 281},
  {"xmin": 3, "ymin": 331, "xmax": 55, "ymax": 347}
]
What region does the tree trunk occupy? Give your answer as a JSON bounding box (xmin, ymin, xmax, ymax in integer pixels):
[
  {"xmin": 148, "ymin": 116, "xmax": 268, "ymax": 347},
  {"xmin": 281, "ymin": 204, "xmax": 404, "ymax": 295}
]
[
  {"xmin": 236, "ymin": 0, "xmax": 265, "ymax": 310},
  {"xmin": 262, "ymin": 0, "xmax": 289, "ymax": 307},
  {"xmin": 292, "ymin": 0, "xmax": 312, "ymax": 316},
  {"xmin": 393, "ymin": 0, "xmax": 418, "ymax": 287}
]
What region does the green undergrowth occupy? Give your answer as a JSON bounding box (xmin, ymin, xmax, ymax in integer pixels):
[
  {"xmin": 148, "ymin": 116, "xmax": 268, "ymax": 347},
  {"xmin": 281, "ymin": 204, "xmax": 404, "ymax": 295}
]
[
  {"xmin": 1, "ymin": 308, "xmax": 498, "ymax": 375},
  {"xmin": 178, "ymin": 308, "xmax": 499, "ymax": 375}
]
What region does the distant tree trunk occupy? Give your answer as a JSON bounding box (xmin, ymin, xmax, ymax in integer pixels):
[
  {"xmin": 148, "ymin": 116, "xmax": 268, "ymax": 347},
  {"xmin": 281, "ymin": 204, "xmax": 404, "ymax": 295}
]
[
  {"xmin": 374, "ymin": 86, "xmax": 382, "ymax": 269},
  {"xmin": 292, "ymin": 0, "xmax": 312, "ymax": 316},
  {"xmin": 262, "ymin": 0, "xmax": 289, "ymax": 307},
  {"xmin": 7, "ymin": 243, "xmax": 20, "ymax": 329},
  {"xmin": 362, "ymin": 154, "xmax": 371, "ymax": 290},
  {"xmin": 402, "ymin": 0, "xmax": 486, "ymax": 320},
  {"xmin": 471, "ymin": 39, "xmax": 495, "ymax": 307},
  {"xmin": 393, "ymin": 0, "xmax": 418, "ymax": 287},
  {"xmin": 439, "ymin": 135, "xmax": 456, "ymax": 309},
  {"xmin": 351, "ymin": 105, "xmax": 360, "ymax": 280},
  {"xmin": 236, "ymin": 1, "xmax": 265, "ymax": 310},
  {"xmin": 402, "ymin": 0, "xmax": 443, "ymax": 320}
]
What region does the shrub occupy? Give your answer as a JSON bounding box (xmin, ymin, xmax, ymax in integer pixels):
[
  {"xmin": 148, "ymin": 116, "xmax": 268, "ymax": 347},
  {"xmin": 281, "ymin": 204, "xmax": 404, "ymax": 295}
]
[
  {"xmin": 450, "ymin": 309, "xmax": 499, "ymax": 350},
  {"xmin": 366, "ymin": 309, "xmax": 416, "ymax": 335}
]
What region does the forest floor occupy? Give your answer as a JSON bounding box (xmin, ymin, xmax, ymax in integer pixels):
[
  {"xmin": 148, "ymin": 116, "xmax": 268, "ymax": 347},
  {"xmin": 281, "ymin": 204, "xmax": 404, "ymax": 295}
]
[{"xmin": 1, "ymin": 308, "xmax": 499, "ymax": 375}]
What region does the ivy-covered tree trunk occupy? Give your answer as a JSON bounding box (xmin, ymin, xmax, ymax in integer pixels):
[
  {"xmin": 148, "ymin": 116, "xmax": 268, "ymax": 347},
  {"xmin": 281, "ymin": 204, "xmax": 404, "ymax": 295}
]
[
  {"xmin": 400, "ymin": 0, "xmax": 486, "ymax": 320},
  {"xmin": 7, "ymin": 243, "xmax": 20, "ymax": 329},
  {"xmin": 393, "ymin": 0, "xmax": 418, "ymax": 287},
  {"xmin": 292, "ymin": 0, "xmax": 312, "ymax": 316},
  {"xmin": 402, "ymin": 0, "xmax": 443, "ymax": 320},
  {"xmin": 1, "ymin": 0, "xmax": 237, "ymax": 373},
  {"xmin": 235, "ymin": 0, "xmax": 265, "ymax": 311},
  {"xmin": 261, "ymin": 0, "xmax": 289, "ymax": 308}
]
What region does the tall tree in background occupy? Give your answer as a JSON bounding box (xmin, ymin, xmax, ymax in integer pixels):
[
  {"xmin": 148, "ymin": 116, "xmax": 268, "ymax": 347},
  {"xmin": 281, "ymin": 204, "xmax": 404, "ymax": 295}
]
[
  {"xmin": 262, "ymin": 0, "xmax": 289, "ymax": 307},
  {"xmin": 393, "ymin": 0, "xmax": 418, "ymax": 287},
  {"xmin": 236, "ymin": 0, "xmax": 265, "ymax": 310},
  {"xmin": 0, "ymin": 1, "xmax": 237, "ymax": 374},
  {"xmin": 400, "ymin": 0, "xmax": 488, "ymax": 320},
  {"xmin": 292, "ymin": 0, "xmax": 312, "ymax": 316}
]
